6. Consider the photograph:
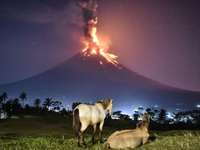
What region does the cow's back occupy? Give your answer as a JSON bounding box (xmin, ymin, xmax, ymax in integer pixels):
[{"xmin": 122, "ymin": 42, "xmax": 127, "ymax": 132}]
[{"xmin": 106, "ymin": 129, "xmax": 149, "ymax": 149}]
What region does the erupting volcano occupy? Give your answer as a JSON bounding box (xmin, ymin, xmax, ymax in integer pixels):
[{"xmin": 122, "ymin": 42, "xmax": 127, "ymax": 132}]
[
  {"xmin": 0, "ymin": 0, "xmax": 200, "ymax": 113},
  {"xmin": 78, "ymin": 0, "xmax": 121, "ymax": 69}
]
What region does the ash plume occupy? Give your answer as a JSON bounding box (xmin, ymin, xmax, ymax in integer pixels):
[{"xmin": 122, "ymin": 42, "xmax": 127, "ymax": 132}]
[{"xmin": 78, "ymin": 0, "xmax": 98, "ymax": 47}]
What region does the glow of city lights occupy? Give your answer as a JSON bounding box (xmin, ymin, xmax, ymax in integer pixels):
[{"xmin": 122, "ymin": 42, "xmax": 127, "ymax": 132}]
[{"xmin": 167, "ymin": 112, "xmax": 174, "ymax": 119}]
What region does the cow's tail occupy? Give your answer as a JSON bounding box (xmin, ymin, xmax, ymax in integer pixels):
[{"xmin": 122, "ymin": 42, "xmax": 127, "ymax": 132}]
[{"xmin": 73, "ymin": 109, "xmax": 81, "ymax": 140}]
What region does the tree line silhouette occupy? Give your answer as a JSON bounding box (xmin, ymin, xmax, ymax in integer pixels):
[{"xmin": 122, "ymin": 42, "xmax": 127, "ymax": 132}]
[
  {"xmin": 0, "ymin": 92, "xmax": 200, "ymax": 130},
  {"xmin": 0, "ymin": 92, "xmax": 64, "ymax": 118}
]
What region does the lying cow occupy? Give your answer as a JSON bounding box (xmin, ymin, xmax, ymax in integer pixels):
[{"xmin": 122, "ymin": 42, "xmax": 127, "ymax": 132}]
[{"xmin": 104, "ymin": 114, "xmax": 150, "ymax": 149}]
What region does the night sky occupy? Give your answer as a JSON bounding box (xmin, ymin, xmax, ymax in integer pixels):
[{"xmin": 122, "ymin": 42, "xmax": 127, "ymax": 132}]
[{"xmin": 0, "ymin": 0, "xmax": 200, "ymax": 92}]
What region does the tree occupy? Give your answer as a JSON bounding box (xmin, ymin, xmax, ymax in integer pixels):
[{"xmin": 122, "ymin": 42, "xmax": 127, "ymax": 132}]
[
  {"xmin": 72, "ymin": 102, "xmax": 81, "ymax": 110},
  {"xmin": 158, "ymin": 109, "xmax": 167, "ymax": 124},
  {"xmin": 34, "ymin": 99, "xmax": 41, "ymax": 108},
  {"xmin": 24, "ymin": 104, "xmax": 31, "ymax": 114},
  {"xmin": 34, "ymin": 98, "xmax": 41, "ymax": 114},
  {"xmin": 1, "ymin": 92, "xmax": 8, "ymax": 103},
  {"xmin": 138, "ymin": 107, "xmax": 144, "ymax": 115},
  {"xmin": 154, "ymin": 109, "xmax": 159, "ymax": 114},
  {"xmin": 1, "ymin": 92, "xmax": 8, "ymax": 111},
  {"xmin": 60, "ymin": 108, "xmax": 67, "ymax": 116},
  {"xmin": 146, "ymin": 108, "xmax": 152, "ymax": 114},
  {"xmin": 52, "ymin": 101, "xmax": 62, "ymax": 111},
  {"xmin": 0, "ymin": 95, "xmax": 3, "ymax": 104},
  {"xmin": 5, "ymin": 99, "xmax": 12, "ymax": 118},
  {"xmin": 119, "ymin": 114, "xmax": 131, "ymax": 121},
  {"xmin": 151, "ymin": 108, "xmax": 159, "ymax": 121},
  {"xmin": 174, "ymin": 111, "xmax": 184, "ymax": 122},
  {"xmin": 133, "ymin": 111, "xmax": 140, "ymax": 122},
  {"xmin": 0, "ymin": 96, "xmax": 3, "ymax": 111},
  {"xmin": 43, "ymin": 98, "xmax": 53, "ymax": 110},
  {"xmin": 112, "ymin": 111, "xmax": 122, "ymax": 119},
  {"xmin": 12, "ymin": 98, "xmax": 22, "ymax": 115},
  {"xmin": 145, "ymin": 108, "xmax": 155, "ymax": 120},
  {"xmin": 20, "ymin": 92, "xmax": 27, "ymax": 108}
]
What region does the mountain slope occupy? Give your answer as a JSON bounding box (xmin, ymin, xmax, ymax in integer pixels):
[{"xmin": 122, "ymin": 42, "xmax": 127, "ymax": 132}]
[{"xmin": 0, "ymin": 52, "xmax": 199, "ymax": 112}]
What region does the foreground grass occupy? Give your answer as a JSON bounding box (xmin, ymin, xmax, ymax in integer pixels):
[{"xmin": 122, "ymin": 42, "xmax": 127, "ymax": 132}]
[
  {"xmin": 0, "ymin": 131, "xmax": 200, "ymax": 150},
  {"xmin": 0, "ymin": 116, "xmax": 200, "ymax": 149},
  {"xmin": 138, "ymin": 131, "xmax": 200, "ymax": 150}
]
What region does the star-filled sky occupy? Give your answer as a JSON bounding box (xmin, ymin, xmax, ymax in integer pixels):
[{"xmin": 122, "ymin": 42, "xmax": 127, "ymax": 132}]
[{"xmin": 0, "ymin": 0, "xmax": 200, "ymax": 91}]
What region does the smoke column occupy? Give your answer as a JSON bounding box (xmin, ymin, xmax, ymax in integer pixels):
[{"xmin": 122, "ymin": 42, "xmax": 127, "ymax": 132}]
[{"xmin": 78, "ymin": 0, "xmax": 99, "ymax": 49}]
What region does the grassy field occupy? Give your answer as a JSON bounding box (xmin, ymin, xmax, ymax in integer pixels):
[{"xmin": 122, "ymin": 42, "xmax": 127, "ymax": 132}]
[{"xmin": 0, "ymin": 115, "xmax": 200, "ymax": 150}]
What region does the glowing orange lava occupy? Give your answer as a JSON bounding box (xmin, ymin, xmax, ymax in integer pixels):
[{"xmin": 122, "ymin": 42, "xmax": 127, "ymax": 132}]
[{"xmin": 81, "ymin": 26, "xmax": 121, "ymax": 69}]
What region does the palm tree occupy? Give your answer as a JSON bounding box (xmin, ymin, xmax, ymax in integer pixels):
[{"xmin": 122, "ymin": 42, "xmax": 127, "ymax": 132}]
[
  {"xmin": 43, "ymin": 98, "xmax": 53, "ymax": 110},
  {"xmin": 34, "ymin": 99, "xmax": 41, "ymax": 108},
  {"xmin": 20, "ymin": 92, "xmax": 27, "ymax": 108},
  {"xmin": 34, "ymin": 98, "xmax": 41, "ymax": 114}
]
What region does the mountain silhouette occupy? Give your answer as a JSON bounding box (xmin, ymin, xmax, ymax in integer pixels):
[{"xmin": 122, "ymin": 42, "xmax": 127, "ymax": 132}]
[{"xmin": 0, "ymin": 51, "xmax": 200, "ymax": 112}]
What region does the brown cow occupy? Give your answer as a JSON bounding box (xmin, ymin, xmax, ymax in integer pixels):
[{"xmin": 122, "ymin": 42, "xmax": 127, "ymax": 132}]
[{"xmin": 104, "ymin": 114, "xmax": 150, "ymax": 149}]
